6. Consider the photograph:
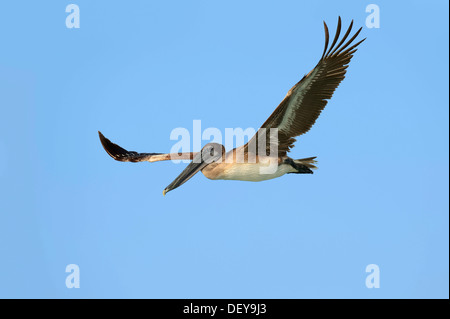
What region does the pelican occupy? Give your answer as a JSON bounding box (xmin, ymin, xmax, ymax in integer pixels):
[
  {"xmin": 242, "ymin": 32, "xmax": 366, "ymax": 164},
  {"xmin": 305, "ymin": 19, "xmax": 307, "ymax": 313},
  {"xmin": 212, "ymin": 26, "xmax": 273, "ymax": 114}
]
[{"xmin": 99, "ymin": 17, "xmax": 365, "ymax": 195}]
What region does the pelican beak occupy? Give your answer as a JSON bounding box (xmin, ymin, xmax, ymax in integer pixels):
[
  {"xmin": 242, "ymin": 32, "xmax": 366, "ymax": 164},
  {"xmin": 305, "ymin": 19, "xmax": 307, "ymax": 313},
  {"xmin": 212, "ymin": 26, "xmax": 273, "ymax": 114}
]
[{"xmin": 163, "ymin": 152, "xmax": 210, "ymax": 196}]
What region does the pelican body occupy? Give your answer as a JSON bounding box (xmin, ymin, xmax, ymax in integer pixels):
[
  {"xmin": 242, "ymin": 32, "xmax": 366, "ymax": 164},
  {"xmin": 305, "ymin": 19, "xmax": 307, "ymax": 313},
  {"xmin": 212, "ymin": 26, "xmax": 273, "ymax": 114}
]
[
  {"xmin": 99, "ymin": 17, "xmax": 365, "ymax": 195},
  {"xmin": 199, "ymin": 146, "xmax": 316, "ymax": 182}
]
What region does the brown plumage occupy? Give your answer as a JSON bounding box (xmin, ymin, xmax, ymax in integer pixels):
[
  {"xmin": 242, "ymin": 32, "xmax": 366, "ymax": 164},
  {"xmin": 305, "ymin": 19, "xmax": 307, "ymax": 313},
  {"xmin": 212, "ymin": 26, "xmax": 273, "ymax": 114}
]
[
  {"xmin": 245, "ymin": 17, "xmax": 366, "ymax": 156},
  {"xmin": 99, "ymin": 17, "xmax": 365, "ymax": 195}
]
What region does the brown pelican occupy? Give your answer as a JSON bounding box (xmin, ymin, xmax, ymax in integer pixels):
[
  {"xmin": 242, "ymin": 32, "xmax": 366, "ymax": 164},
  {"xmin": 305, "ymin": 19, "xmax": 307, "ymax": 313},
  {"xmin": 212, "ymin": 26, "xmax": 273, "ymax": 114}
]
[{"xmin": 99, "ymin": 17, "xmax": 365, "ymax": 195}]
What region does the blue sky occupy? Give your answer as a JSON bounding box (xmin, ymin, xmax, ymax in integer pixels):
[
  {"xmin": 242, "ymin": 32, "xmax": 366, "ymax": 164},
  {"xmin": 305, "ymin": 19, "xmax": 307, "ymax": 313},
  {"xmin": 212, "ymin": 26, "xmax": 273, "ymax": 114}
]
[{"xmin": 0, "ymin": 0, "xmax": 448, "ymax": 298}]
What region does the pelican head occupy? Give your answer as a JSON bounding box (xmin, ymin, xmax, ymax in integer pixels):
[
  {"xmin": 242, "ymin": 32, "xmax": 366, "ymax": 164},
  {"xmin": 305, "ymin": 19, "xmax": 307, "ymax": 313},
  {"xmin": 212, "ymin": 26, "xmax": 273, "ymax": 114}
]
[{"xmin": 163, "ymin": 143, "xmax": 225, "ymax": 195}]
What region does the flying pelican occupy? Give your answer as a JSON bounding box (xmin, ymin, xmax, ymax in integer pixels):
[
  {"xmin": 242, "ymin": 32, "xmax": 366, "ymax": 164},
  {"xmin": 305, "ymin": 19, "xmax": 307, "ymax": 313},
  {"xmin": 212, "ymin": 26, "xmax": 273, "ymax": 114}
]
[{"xmin": 99, "ymin": 17, "xmax": 365, "ymax": 195}]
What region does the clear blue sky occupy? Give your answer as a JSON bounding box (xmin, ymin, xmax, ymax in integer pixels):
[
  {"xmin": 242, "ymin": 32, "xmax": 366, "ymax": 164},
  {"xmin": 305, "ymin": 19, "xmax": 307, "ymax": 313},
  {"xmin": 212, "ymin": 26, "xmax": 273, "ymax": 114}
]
[{"xmin": 0, "ymin": 0, "xmax": 448, "ymax": 298}]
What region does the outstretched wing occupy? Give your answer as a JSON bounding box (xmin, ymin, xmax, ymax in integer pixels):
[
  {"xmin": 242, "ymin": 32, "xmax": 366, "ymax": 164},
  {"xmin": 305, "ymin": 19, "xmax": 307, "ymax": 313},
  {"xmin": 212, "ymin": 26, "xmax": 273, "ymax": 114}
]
[
  {"xmin": 245, "ymin": 17, "xmax": 365, "ymax": 156},
  {"xmin": 98, "ymin": 131, "xmax": 164, "ymax": 162},
  {"xmin": 98, "ymin": 131, "xmax": 196, "ymax": 163}
]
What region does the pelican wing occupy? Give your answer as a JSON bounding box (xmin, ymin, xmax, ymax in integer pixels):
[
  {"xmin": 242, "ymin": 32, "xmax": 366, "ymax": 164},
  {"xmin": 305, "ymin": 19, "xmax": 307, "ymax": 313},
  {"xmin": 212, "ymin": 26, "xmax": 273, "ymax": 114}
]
[
  {"xmin": 98, "ymin": 131, "xmax": 196, "ymax": 162},
  {"xmin": 246, "ymin": 17, "xmax": 365, "ymax": 156}
]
